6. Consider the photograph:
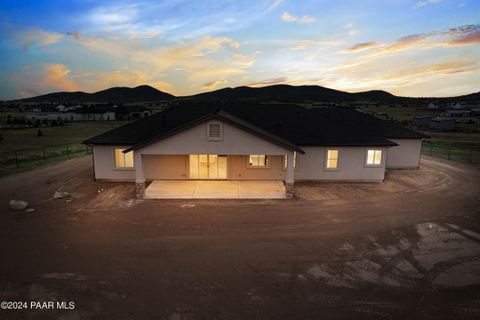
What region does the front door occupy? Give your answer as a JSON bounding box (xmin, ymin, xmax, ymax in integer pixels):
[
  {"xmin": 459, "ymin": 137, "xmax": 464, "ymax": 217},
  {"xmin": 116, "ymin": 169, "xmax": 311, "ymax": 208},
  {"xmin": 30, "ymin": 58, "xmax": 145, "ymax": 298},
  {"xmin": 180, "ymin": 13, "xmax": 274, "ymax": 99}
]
[{"xmin": 189, "ymin": 155, "xmax": 227, "ymax": 179}]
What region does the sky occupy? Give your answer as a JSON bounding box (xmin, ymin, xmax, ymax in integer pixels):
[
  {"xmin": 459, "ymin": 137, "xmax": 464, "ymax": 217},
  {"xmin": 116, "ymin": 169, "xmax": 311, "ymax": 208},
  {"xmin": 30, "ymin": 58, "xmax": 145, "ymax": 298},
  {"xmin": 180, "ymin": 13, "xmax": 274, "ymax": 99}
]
[{"xmin": 0, "ymin": 0, "xmax": 479, "ymax": 100}]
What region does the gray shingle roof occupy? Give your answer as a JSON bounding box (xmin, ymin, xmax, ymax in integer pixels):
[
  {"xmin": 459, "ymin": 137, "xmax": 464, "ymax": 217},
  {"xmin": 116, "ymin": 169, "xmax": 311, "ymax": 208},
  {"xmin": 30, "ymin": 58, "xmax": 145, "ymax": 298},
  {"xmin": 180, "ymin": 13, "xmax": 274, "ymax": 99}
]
[{"xmin": 84, "ymin": 103, "xmax": 426, "ymax": 149}]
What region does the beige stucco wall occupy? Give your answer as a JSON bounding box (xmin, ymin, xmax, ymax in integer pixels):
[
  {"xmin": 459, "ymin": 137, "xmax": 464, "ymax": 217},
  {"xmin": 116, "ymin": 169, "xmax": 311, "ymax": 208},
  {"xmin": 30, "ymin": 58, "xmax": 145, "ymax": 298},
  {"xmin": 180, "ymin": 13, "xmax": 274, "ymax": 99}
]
[
  {"xmin": 294, "ymin": 146, "xmax": 387, "ymax": 181},
  {"xmin": 143, "ymin": 155, "xmax": 188, "ymax": 179},
  {"xmin": 92, "ymin": 145, "xmax": 135, "ymax": 181},
  {"xmin": 386, "ymin": 139, "xmax": 422, "ymax": 169},
  {"xmin": 136, "ymin": 120, "xmax": 290, "ymax": 156},
  {"xmin": 228, "ymin": 155, "xmax": 285, "ymax": 180}
]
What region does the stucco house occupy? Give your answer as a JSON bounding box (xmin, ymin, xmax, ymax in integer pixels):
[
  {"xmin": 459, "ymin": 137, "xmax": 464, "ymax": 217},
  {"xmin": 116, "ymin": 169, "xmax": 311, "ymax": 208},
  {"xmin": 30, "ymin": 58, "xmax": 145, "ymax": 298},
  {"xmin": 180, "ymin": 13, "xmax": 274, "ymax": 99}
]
[{"xmin": 84, "ymin": 103, "xmax": 427, "ymax": 199}]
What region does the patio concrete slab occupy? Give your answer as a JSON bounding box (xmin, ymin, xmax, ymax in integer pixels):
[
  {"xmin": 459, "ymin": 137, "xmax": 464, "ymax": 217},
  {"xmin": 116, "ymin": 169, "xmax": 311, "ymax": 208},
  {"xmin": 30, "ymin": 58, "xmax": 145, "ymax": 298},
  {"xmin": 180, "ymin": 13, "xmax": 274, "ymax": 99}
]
[{"xmin": 144, "ymin": 180, "xmax": 286, "ymax": 199}]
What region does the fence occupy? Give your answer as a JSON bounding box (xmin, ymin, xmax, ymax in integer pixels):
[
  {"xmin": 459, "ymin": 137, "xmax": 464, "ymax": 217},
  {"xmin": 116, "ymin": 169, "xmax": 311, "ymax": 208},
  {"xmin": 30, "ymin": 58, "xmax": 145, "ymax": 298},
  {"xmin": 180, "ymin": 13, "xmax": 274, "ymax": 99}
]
[
  {"xmin": 0, "ymin": 142, "xmax": 92, "ymax": 176},
  {"xmin": 421, "ymin": 142, "xmax": 480, "ymax": 164}
]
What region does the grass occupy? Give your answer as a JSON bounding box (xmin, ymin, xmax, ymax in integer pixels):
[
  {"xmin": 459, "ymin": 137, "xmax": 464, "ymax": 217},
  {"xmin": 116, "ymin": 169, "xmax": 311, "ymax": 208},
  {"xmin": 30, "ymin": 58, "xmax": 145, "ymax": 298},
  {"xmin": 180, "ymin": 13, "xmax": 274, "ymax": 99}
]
[
  {"xmin": 0, "ymin": 121, "xmax": 129, "ymax": 176},
  {"xmin": 0, "ymin": 121, "xmax": 129, "ymax": 152}
]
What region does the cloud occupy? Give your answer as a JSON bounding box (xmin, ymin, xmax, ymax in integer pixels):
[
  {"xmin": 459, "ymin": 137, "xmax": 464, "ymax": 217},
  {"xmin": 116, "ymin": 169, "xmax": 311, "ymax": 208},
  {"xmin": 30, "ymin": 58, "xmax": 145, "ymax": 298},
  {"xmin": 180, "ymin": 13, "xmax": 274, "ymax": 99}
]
[
  {"xmin": 415, "ymin": 0, "xmax": 442, "ymax": 8},
  {"xmin": 248, "ymin": 77, "xmax": 288, "ymax": 87},
  {"xmin": 298, "ymin": 16, "xmax": 316, "ymax": 24},
  {"xmin": 17, "ymin": 29, "xmax": 63, "ymax": 50},
  {"xmin": 266, "ymin": 0, "xmax": 283, "ymax": 12},
  {"xmin": 281, "ymin": 12, "xmax": 297, "ymax": 22},
  {"xmin": 202, "ymin": 79, "xmax": 228, "ymax": 90},
  {"xmin": 18, "ymin": 88, "xmax": 41, "ymax": 98},
  {"xmin": 42, "ymin": 64, "xmax": 77, "ymax": 91},
  {"xmin": 446, "ymin": 25, "xmax": 480, "ymax": 46},
  {"xmin": 66, "ymin": 31, "xmax": 81, "ymax": 40},
  {"xmin": 345, "ymin": 42, "xmax": 379, "ymax": 52},
  {"xmin": 281, "ymin": 12, "xmax": 315, "ymax": 24}
]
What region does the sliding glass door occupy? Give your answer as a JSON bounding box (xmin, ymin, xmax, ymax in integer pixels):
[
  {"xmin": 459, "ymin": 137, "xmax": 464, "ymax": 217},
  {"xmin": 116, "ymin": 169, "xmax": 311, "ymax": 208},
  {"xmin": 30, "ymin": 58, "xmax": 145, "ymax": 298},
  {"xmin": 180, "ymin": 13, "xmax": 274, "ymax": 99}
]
[{"xmin": 189, "ymin": 155, "xmax": 227, "ymax": 179}]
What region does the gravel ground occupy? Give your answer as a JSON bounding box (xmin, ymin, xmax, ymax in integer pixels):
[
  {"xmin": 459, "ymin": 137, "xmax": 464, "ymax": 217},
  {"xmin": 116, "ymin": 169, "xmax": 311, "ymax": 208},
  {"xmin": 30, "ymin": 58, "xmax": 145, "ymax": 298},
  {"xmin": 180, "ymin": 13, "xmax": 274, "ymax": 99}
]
[{"xmin": 0, "ymin": 155, "xmax": 479, "ymax": 320}]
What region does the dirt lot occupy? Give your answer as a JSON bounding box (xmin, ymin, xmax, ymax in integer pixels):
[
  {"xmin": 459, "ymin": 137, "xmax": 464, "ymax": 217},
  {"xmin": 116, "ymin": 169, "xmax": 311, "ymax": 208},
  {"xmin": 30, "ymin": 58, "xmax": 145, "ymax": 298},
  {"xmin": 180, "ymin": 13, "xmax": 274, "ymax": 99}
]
[{"xmin": 0, "ymin": 155, "xmax": 479, "ymax": 320}]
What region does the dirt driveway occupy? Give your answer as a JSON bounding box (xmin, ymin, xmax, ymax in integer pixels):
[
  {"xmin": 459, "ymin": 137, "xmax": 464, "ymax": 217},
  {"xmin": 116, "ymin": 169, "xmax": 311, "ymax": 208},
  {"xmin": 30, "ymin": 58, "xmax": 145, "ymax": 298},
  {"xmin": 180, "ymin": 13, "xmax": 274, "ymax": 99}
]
[{"xmin": 0, "ymin": 155, "xmax": 479, "ymax": 319}]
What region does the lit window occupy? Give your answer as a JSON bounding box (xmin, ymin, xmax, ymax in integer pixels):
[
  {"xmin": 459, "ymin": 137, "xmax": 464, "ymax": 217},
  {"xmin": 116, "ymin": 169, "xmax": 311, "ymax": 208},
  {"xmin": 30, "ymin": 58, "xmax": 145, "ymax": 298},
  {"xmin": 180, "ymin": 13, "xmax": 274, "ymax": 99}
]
[
  {"xmin": 114, "ymin": 148, "xmax": 134, "ymax": 168},
  {"xmin": 284, "ymin": 152, "xmax": 298, "ymax": 169},
  {"xmin": 366, "ymin": 149, "xmax": 382, "ymax": 166},
  {"xmin": 249, "ymin": 155, "xmax": 268, "ymax": 167},
  {"xmin": 326, "ymin": 149, "xmax": 339, "ymax": 169}
]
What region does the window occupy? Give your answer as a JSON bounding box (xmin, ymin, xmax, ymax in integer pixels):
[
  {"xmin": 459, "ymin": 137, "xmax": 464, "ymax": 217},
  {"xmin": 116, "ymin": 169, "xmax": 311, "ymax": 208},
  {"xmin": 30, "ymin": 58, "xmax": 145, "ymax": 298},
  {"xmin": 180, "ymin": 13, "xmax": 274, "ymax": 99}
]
[
  {"xmin": 326, "ymin": 149, "xmax": 339, "ymax": 169},
  {"xmin": 249, "ymin": 155, "xmax": 268, "ymax": 167},
  {"xmin": 207, "ymin": 122, "xmax": 223, "ymax": 140},
  {"xmin": 114, "ymin": 148, "xmax": 134, "ymax": 168},
  {"xmin": 284, "ymin": 152, "xmax": 298, "ymax": 169},
  {"xmin": 366, "ymin": 149, "xmax": 382, "ymax": 166}
]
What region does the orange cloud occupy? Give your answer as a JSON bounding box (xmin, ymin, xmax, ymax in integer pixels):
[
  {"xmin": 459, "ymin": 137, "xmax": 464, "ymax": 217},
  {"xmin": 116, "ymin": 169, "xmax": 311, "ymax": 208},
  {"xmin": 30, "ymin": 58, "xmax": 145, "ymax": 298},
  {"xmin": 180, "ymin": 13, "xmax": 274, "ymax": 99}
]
[
  {"xmin": 248, "ymin": 77, "xmax": 288, "ymax": 87},
  {"xmin": 42, "ymin": 64, "xmax": 77, "ymax": 91},
  {"xmin": 202, "ymin": 79, "xmax": 228, "ymax": 90}
]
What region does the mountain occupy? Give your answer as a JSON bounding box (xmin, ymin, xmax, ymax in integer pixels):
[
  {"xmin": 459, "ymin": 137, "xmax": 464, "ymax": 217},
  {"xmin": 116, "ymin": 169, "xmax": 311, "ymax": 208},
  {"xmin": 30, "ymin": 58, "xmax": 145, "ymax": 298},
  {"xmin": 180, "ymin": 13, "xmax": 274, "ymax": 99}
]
[
  {"xmin": 13, "ymin": 84, "xmax": 479, "ymax": 104},
  {"xmin": 16, "ymin": 85, "xmax": 174, "ymax": 103}
]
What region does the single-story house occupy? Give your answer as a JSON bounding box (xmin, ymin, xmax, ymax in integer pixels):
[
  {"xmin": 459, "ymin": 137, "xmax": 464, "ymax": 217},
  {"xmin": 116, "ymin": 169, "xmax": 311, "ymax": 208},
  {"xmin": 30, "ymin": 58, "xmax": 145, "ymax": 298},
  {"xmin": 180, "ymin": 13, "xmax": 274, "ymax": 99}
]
[
  {"xmin": 84, "ymin": 104, "xmax": 428, "ymax": 199},
  {"xmin": 429, "ymin": 117, "xmax": 456, "ymax": 131},
  {"xmin": 413, "ymin": 116, "xmax": 433, "ymax": 127},
  {"xmin": 446, "ymin": 109, "xmax": 471, "ymax": 118}
]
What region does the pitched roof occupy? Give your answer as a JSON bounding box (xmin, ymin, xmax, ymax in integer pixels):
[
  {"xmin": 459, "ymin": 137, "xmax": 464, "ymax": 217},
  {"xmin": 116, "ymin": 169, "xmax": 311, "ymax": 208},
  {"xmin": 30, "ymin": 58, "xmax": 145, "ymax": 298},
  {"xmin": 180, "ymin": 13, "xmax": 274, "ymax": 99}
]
[{"xmin": 84, "ymin": 103, "xmax": 426, "ymax": 149}]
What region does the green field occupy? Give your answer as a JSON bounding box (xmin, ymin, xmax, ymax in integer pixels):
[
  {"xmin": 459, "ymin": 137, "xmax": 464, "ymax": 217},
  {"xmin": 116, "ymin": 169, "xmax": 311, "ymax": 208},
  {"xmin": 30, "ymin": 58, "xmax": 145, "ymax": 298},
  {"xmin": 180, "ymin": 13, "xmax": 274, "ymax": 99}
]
[{"xmin": 0, "ymin": 121, "xmax": 129, "ymax": 176}]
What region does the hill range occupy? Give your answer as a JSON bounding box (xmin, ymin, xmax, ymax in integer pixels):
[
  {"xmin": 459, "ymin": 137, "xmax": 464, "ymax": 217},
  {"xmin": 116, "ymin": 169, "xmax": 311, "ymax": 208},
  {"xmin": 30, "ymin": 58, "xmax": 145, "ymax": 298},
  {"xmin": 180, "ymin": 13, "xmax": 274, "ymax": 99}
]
[{"xmin": 12, "ymin": 84, "xmax": 480, "ymax": 105}]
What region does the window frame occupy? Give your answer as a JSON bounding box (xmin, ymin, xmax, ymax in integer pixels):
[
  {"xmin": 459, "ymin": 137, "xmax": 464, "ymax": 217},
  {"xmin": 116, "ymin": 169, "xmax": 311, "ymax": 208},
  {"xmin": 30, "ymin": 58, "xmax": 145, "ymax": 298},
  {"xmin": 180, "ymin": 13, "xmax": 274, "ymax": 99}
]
[
  {"xmin": 365, "ymin": 149, "xmax": 383, "ymax": 167},
  {"xmin": 113, "ymin": 147, "xmax": 135, "ymax": 170},
  {"xmin": 247, "ymin": 154, "xmax": 270, "ymax": 168},
  {"xmin": 324, "ymin": 149, "xmax": 340, "ymax": 171}
]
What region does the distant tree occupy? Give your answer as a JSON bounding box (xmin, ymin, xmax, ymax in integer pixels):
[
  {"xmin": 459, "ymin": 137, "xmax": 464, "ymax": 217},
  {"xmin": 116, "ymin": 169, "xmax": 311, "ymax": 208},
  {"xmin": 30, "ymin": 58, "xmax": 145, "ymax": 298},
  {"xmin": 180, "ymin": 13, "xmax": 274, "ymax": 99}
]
[
  {"xmin": 37, "ymin": 129, "xmax": 43, "ymax": 137},
  {"xmin": 0, "ymin": 133, "xmax": 3, "ymax": 141},
  {"xmin": 34, "ymin": 119, "xmax": 41, "ymax": 127},
  {"xmin": 51, "ymin": 120, "xmax": 58, "ymax": 126}
]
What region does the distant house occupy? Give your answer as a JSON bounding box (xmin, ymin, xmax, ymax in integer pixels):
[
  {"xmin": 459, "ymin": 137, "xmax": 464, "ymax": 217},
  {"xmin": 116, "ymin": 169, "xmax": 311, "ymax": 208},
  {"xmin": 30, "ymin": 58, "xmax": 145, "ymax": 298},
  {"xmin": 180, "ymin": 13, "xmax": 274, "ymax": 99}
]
[
  {"xmin": 446, "ymin": 109, "xmax": 471, "ymax": 118},
  {"xmin": 427, "ymin": 103, "xmax": 438, "ymax": 109},
  {"xmin": 413, "ymin": 116, "xmax": 432, "ymax": 127},
  {"xmin": 471, "ymin": 108, "xmax": 480, "ymax": 116},
  {"xmin": 429, "ymin": 118, "xmax": 455, "ymax": 131},
  {"xmin": 449, "ymin": 102, "xmax": 463, "ymax": 109},
  {"xmin": 55, "ymin": 104, "xmax": 67, "ymax": 112},
  {"xmin": 26, "ymin": 112, "xmax": 82, "ymax": 122}
]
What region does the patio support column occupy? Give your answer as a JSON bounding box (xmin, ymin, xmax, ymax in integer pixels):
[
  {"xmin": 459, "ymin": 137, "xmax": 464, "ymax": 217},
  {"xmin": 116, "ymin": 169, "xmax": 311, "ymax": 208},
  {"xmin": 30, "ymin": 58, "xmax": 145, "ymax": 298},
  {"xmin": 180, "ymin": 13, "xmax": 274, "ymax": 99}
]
[
  {"xmin": 285, "ymin": 150, "xmax": 295, "ymax": 199},
  {"xmin": 134, "ymin": 152, "xmax": 145, "ymax": 198}
]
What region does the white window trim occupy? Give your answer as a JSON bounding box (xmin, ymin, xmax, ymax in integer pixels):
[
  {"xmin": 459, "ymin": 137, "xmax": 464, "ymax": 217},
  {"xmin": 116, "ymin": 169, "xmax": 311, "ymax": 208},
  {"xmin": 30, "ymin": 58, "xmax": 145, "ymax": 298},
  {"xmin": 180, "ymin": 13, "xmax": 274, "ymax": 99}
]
[
  {"xmin": 365, "ymin": 149, "xmax": 383, "ymax": 167},
  {"xmin": 112, "ymin": 147, "xmax": 135, "ymax": 171},
  {"xmin": 324, "ymin": 148, "xmax": 340, "ymax": 171},
  {"xmin": 206, "ymin": 121, "xmax": 223, "ymax": 141},
  {"xmin": 247, "ymin": 155, "xmax": 270, "ymax": 169}
]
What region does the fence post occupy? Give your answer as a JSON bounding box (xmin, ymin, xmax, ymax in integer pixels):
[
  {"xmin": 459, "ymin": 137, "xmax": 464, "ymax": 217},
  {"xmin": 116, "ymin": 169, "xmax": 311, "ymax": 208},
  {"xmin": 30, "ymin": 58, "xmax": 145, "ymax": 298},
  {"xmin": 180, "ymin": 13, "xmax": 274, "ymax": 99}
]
[
  {"xmin": 66, "ymin": 144, "xmax": 69, "ymax": 158},
  {"xmin": 448, "ymin": 149, "xmax": 451, "ymax": 160},
  {"xmin": 14, "ymin": 150, "xmax": 19, "ymax": 168},
  {"xmin": 469, "ymin": 149, "xmax": 473, "ymax": 163},
  {"xmin": 430, "ymin": 144, "xmax": 433, "ymax": 156},
  {"xmin": 42, "ymin": 147, "xmax": 46, "ymax": 160}
]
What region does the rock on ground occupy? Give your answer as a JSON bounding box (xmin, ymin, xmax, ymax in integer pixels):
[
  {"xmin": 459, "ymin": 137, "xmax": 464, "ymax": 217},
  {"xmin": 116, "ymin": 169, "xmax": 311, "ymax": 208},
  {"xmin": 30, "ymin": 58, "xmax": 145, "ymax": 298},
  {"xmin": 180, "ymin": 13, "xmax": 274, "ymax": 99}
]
[{"xmin": 9, "ymin": 200, "xmax": 28, "ymax": 210}]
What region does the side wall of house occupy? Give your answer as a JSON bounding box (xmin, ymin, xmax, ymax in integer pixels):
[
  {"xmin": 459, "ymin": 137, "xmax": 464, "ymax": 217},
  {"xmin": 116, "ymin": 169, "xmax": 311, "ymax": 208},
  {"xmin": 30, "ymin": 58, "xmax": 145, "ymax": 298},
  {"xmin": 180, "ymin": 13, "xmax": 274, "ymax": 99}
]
[
  {"xmin": 295, "ymin": 146, "xmax": 386, "ymax": 181},
  {"xmin": 92, "ymin": 145, "xmax": 136, "ymax": 181},
  {"xmin": 386, "ymin": 139, "xmax": 422, "ymax": 169}
]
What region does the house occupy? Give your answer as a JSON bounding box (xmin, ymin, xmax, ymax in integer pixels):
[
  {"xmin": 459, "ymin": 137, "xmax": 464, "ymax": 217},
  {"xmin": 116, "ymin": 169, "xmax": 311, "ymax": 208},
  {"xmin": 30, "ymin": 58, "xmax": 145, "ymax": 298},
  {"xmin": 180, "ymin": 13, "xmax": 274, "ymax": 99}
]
[
  {"xmin": 446, "ymin": 109, "xmax": 471, "ymax": 118},
  {"xmin": 428, "ymin": 117, "xmax": 456, "ymax": 131},
  {"xmin": 84, "ymin": 103, "xmax": 428, "ymax": 199},
  {"xmin": 413, "ymin": 116, "xmax": 433, "ymax": 127},
  {"xmin": 427, "ymin": 102, "xmax": 439, "ymax": 109}
]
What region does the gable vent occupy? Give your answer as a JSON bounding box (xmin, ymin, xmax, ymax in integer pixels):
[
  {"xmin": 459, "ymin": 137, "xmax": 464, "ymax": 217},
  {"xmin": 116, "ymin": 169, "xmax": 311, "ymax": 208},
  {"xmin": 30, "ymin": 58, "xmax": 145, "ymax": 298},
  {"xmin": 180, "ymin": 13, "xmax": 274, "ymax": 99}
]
[{"xmin": 207, "ymin": 122, "xmax": 223, "ymax": 140}]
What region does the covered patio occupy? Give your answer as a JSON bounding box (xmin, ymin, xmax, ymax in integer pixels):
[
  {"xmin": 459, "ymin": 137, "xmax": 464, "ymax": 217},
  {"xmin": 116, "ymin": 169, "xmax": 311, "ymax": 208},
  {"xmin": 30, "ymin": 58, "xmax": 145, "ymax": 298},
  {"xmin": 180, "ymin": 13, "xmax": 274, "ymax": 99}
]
[{"xmin": 144, "ymin": 180, "xmax": 286, "ymax": 199}]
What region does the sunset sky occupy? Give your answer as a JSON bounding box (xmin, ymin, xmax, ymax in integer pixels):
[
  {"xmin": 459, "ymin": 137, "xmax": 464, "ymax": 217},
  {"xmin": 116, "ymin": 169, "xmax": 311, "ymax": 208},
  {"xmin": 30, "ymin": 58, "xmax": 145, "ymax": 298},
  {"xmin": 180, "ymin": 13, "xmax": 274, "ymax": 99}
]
[{"xmin": 0, "ymin": 0, "xmax": 479, "ymax": 100}]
